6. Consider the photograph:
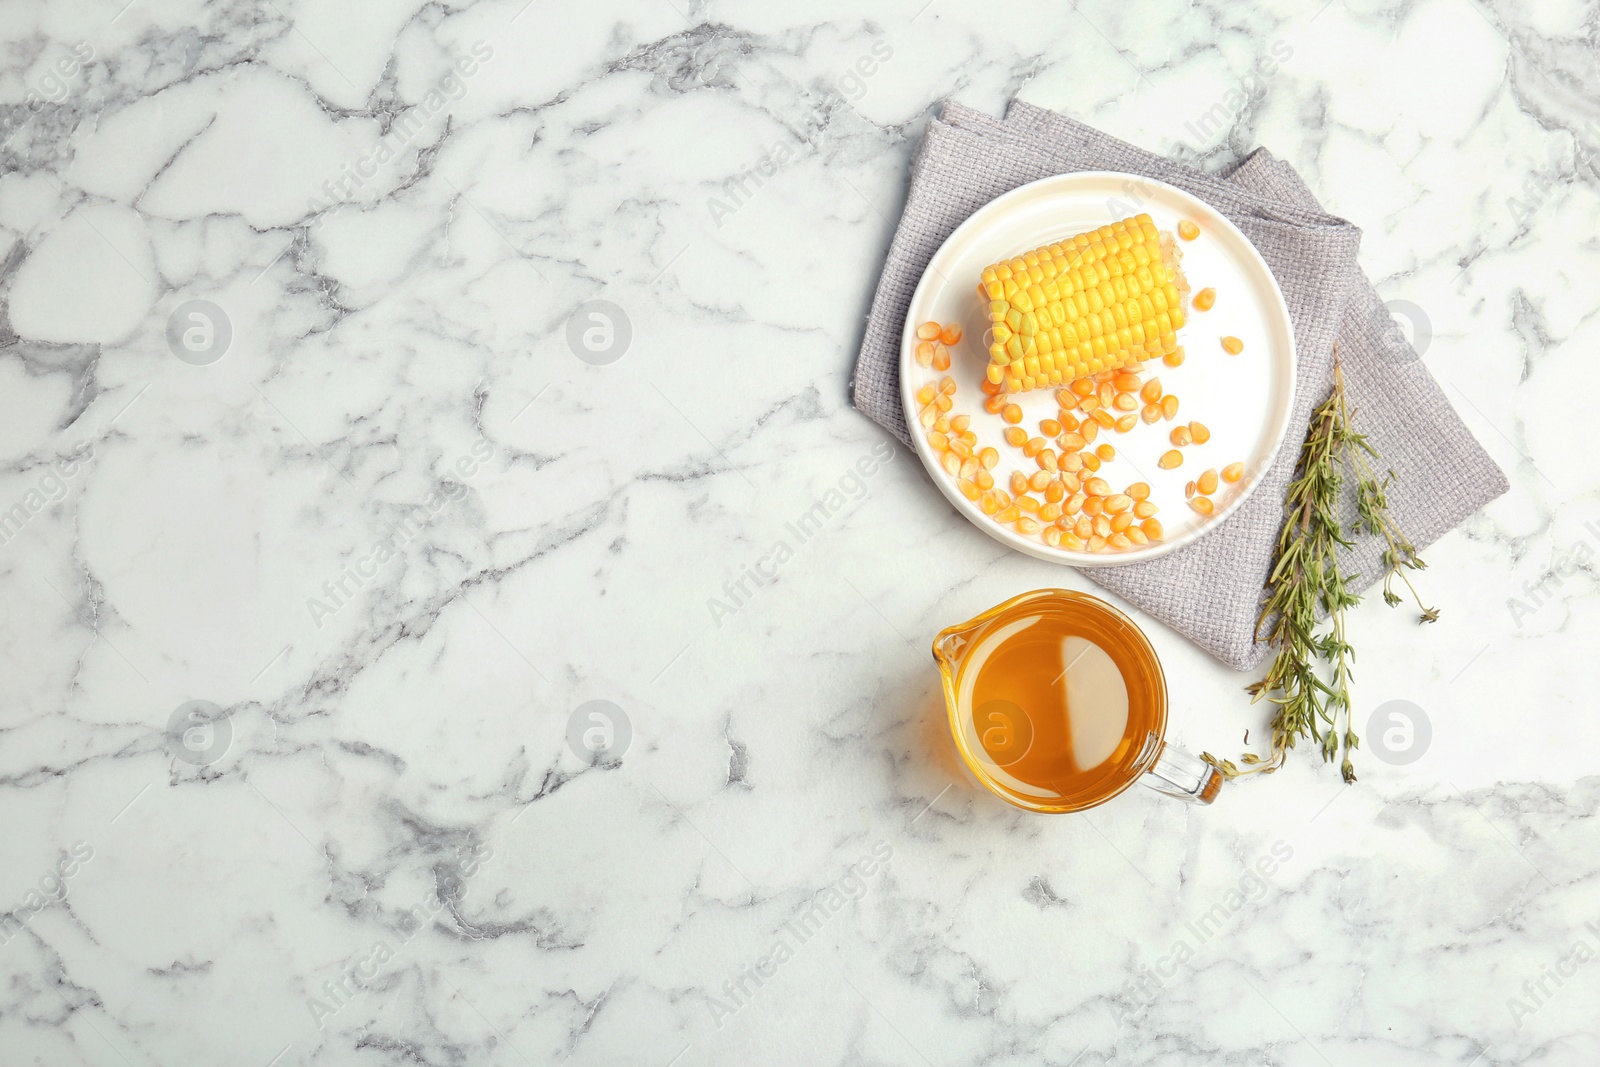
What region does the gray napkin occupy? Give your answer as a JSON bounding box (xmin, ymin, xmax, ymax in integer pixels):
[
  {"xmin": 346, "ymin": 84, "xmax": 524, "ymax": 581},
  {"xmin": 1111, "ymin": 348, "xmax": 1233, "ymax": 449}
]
[{"xmin": 851, "ymin": 100, "xmax": 1507, "ymax": 671}]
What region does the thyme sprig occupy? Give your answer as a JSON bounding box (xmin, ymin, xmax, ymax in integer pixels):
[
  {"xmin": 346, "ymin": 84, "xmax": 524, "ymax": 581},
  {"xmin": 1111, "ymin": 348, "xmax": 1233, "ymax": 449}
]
[{"xmin": 1204, "ymin": 351, "xmax": 1436, "ymax": 784}]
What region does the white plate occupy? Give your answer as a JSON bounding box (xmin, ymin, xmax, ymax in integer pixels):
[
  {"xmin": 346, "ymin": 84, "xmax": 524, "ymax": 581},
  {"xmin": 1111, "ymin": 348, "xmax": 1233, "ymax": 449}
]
[{"xmin": 901, "ymin": 171, "xmax": 1296, "ymax": 566}]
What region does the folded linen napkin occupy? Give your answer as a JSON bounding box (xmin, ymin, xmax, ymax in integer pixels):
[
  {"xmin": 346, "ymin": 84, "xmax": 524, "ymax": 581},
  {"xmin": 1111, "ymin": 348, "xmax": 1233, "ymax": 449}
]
[{"xmin": 851, "ymin": 99, "xmax": 1508, "ymax": 671}]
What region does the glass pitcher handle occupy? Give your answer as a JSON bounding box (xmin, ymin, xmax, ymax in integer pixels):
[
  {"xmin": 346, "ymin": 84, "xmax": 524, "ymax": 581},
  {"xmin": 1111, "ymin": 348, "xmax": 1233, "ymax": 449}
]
[{"xmin": 1139, "ymin": 740, "xmax": 1222, "ymax": 804}]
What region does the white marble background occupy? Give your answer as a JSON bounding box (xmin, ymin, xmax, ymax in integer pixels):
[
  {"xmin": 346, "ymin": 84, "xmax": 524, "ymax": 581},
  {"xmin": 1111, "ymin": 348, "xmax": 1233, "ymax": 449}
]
[{"xmin": 2, "ymin": 0, "xmax": 1597, "ymax": 1064}]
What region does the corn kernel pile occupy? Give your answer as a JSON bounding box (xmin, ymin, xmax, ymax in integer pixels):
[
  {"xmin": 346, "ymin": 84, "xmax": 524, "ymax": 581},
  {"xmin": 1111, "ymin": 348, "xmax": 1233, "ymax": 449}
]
[{"xmin": 917, "ymin": 360, "xmax": 1167, "ymax": 551}]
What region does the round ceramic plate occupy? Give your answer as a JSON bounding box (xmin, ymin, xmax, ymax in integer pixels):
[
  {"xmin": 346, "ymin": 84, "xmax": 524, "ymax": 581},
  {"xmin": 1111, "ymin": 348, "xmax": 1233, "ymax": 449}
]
[{"xmin": 901, "ymin": 171, "xmax": 1297, "ymax": 566}]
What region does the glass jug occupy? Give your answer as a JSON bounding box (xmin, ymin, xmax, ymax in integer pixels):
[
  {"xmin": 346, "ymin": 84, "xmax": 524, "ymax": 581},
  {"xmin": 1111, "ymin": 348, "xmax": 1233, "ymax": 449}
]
[{"xmin": 934, "ymin": 588, "xmax": 1221, "ymax": 813}]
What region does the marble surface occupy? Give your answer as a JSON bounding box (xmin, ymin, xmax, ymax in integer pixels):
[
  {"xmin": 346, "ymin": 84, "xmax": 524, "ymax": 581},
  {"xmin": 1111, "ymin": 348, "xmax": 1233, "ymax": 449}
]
[{"xmin": 2, "ymin": 0, "xmax": 1598, "ymax": 1064}]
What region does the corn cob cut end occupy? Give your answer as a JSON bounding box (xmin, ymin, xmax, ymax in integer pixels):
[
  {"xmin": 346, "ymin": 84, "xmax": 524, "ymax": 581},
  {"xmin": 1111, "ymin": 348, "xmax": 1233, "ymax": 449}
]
[{"xmin": 980, "ymin": 213, "xmax": 1190, "ymax": 395}]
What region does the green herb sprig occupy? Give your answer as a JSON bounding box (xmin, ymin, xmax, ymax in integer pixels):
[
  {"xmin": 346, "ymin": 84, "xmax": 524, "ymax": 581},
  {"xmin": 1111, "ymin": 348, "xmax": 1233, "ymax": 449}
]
[{"xmin": 1204, "ymin": 351, "xmax": 1436, "ymax": 784}]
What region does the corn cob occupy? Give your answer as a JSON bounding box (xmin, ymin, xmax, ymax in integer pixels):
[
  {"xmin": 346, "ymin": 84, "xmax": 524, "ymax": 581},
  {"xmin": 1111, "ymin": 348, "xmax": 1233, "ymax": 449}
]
[{"xmin": 979, "ymin": 214, "xmax": 1189, "ymax": 394}]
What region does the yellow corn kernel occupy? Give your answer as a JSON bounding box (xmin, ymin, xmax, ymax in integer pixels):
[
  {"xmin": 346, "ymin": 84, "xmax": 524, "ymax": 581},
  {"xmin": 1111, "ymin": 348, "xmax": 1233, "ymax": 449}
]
[
  {"xmin": 1039, "ymin": 502, "xmax": 1064, "ymax": 522},
  {"xmin": 1141, "ymin": 517, "xmax": 1164, "ymax": 540},
  {"xmin": 1189, "ymin": 421, "xmax": 1210, "ymax": 444},
  {"xmin": 1016, "ymin": 516, "xmax": 1042, "ymax": 535},
  {"xmin": 916, "ymin": 341, "xmax": 935, "ymax": 366},
  {"xmin": 1170, "ymin": 426, "xmax": 1193, "ymax": 447},
  {"xmin": 1222, "ymin": 462, "xmax": 1245, "ymax": 483},
  {"xmin": 1113, "ymin": 392, "xmax": 1139, "ymax": 412},
  {"xmin": 984, "ymin": 394, "xmax": 1006, "ymax": 415},
  {"xmin": 1004, "ymin": 426, "xmax": 1028, "ymax": 447},
  {"xmin": 1059, "ymin": 450, "xmax": 1084, "ymax": 473},
  {"xmin": 1081, "ymin": 419, "xmax": 1099, "ymax": 443},
  {"xmin": 941, "ymin": 452, "xmax": 962, "ymax": 476},
  {"xmin": 916, "ymin": 382, "xmax": 936, "ymax": 405},
  {"xmin": 1133, "ymin": 500, "xmax": 1158, "ymax": 519},
  {"xmin": 1221, "ymin": 336, "xmax": 1244, "ymax": 355},
  {"xmin": 1085, "ymin": 477, "xmax": 1113, "ymax": 496},
  {"xmin": 980, "ymin": 447, "xmax": 999, "ymax": 470},
  {"xmin": 1023, "ymin": 436, "xmax": 1046, "ymax": 457},
  {"xmin": 1017, "ymin": 495, "xmax": 1041, "ymax": 515},
  {"xmin": 1158, "ymin": 449, "xmax": 1183, "ymax": 469},
  {"xmin": 1177, "ymin": 220, "xmax": 1200, "ymax": 240},
  {"xmin": 1108, "ymin": 532, "xmax": 1133, "ymax": 550},
  {"xmin": 1189, "ymin": 496, "xmax": 1214, "ymax": 515},
  {"xmin": 959, "ymin": 479, "xmax": 981, "ymax": 500},
  {"xmin": 940, "ymin": 323, "xmax": 963, "ymax": 345},
  {"xmin": 996, "ymin": 504, "xmax": 1021, "ymax": 523},
  {"xmin": 917, "ymin": 321, "xmax": 941, "ymax": 340},
  {"xmin": 1126, "ymin": 527, "xmax": 1148, "ymax": 545},
  {"xmin": 1087, "ymin": 534, "xmax": 1108, "ymax": 551},
  {"xmin": 950, "ymin": 414, "xmax": 971, "ymax": 432},
  {"xmin": 1061, "ymin": 532, "xmax": 1086, "ymax": 551},
  {"xmin": 1141, "ymin": 403, "xmax": 1162, "ymax": 424},
  {"xmin": 932, "ymin": 347, "xmax": 950, "ymax": 371},
  {"xmin": 1093, "ymin": 514, "xmax": 1112, "ymax": 538},
  {"xmin": 1082, "ymin": 495, "xmax": 1103, "ymax": 517},
  {"xmin": 1162, "ymin": 394, "xmax": 1179, "ymax": 420},
  {"xmin": 1116, "ymin": 414, "xmax": 1138, "ymax": 433},
  {"xmin": 1002, "ymin": 403, "xmax": 1023, "ymax": 424},
  {"xmin": 975, "ymin": 469, "xmax": 994, "ymax": 490},
  {"xmin": 1164, "ymin": 347, "xmax": 1186, "ymax": 368},
  {"xmin": 1044, "ymin": 479, "xmax": 1066, "ymax": 503},
  {"xmin": 1043, "ymin": 526, "xmax": 1063, "ymax": 548},
  {"xmin": 1193, "ymin": 287, "xmax": 1215, "ymax": 312},
  {"xmin": 1140, "ymin": 378, "xmax": 1162, "ymax": 403},
  {"xmin": 980, "ymin": 491, "xmax": 1001, "ymax": 515},
  {"xmin": 1198, "ymin": 468, "xmax": 1219, "ymax": 495},
  {"xmin": 1096, "ymin": 444, "xmax": 1115, "ymax": 461},
  {"xmin": 1029, "ymin": 470, "xmax": 1052, "ymax": 492},
  {"xmin": 1081, "ymin": 452, "xmax": 1101, "ymax": 472},
  {"xmin": 1127, "ymin": 482, "xmax": 1150, "ymax": 500},
  {"xmin": 1104, "ymin": 494, "xmax": 1133, "ymax": 514},
  {"xmin": 1040, "ymin": 418, "xmax": 1062, "ymax": 437},
  {"xmin": 1010, "ymin": 471, "xmax": 1030, "ymax": 495}
]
